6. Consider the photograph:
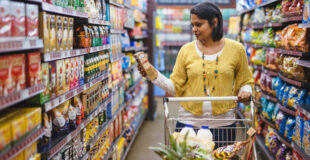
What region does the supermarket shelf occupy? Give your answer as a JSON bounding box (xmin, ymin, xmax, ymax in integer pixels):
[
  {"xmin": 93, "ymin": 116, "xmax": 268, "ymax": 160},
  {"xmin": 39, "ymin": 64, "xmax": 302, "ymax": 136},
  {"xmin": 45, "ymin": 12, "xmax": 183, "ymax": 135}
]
[
  {"xmin": 47, "ymin": 100, "xmax": 109, "ymax": 159},
  {"xmin": 44, "ymin": 71, "xmax": 109, "ymax": 112},
  {"xmin": 281, "ymin": 16, "xmax": 303, "ymax": 23},
  {"xmin": 295, "ymin": 104, "xmax": 310, "ymax": 118},
  {"xmin": 261, "ymin": 92, "xmax": 278, "ymax": 103},
  {"xmin": 263, "ymin": 67, "xmax": 279, "ymax": 77},
  {"xmin": 277, "ymin": 103, "xmax": 296, "ymax": 116},
  {"xmin": 244, "ymin": 42, "xmax": 263, "ymax": 48},
  {"xmin": 123, "ymin": 47, "xmax": 135, "ymax": 52},
  {"xmin": 260, "ymin": 114, "xmax": 276, "ymax": 129},
  {"xmin": 88, "ymin": 19, "xmax": 111, "ymax": 26},
  {"xmin": 43, "ymin": 45, "xmax": 110, "ymax": 62},
  {"xmin": 239, "ymin": 0, "xmax": 280, "ymax": 15},
  {"xmin": 280, "ymin": 49, "xmax": 305, "ymax": 57},
  {"xmin": 292, "ymin": 142, "xmax": 310, "ymax": 160},
  {"xmin": 42, "ymin": 2, "xmax": 88, "ymax": 18},
  {"xmin": 278, "ymin": 73, "xmax": 307, "ymax": 89},
  {"xmin": 132, "ymin": 35, "xmax": 148, "ymax": 40},
  {"xmin": 135, "ymin": 47, "xmax": 148, "ymax": 52},
  {"xmin": 0, "ymin": 84, "xmax": 44, "ymax": 111},
  {"xmin": 126, "ymin": 77, "xmax": 143, "ymax": 94},
  {"xmin": 111, "ymin": 29, "xmax": 124, "ymax": 34},
  {"xmin": 236, "ymin": 109, "xmax": 250, "ymax": 128},
  {"xmin": 263, "ymin": 22, "xmax": 282, "ymax": 28},
  {"xmin": 276, "ymin": 133, "xmax": 293, "ymax": 149},
  {"xmin": 142, "ymin": 19, "xmax": 148, "ymax": 23},
  {"xmin": 296, "ymin": 59, "xmax": 310, "ymax": 68},
  {"xmin": 252, "ymin": 64, "xmax": 263, "ymax": 70},
  {"xmin": 161, "ymin": 41, "xmax": 187, "ymax": 46},
  {"xmin": 264, "ymin": 47, "xmax": 281, "ymax": 53},
  {"xmin": 0, "ymin": 39, "xmax": 43, "ymax": 54},
  {"xmin": 299, "ymin": 23, "xmax": 310, "ymax": 28},
  {"xmin": 109, "ymin": 1, "xmax": 124, "ymax": 8},
  {"xmin": 0, "ymin": 128, "xmax": 44, "ymax": 160},
  {"xmin": 123, "ymin": 64, "xmax": 137, "ymax": 72},
  {"xmin": 253, "ymin": 25, "xmax": 264, "ymax": 29},
  {"xmin": 26, "ymin": 0, "xmax": 42, "ymax": 3},
  {"xmin": 121, "ymin": 111, "xmax": 147, "ymax": 160},
  {"xmin": 255, "ymin": 135, "xmax": 276, "ymax": 160}
]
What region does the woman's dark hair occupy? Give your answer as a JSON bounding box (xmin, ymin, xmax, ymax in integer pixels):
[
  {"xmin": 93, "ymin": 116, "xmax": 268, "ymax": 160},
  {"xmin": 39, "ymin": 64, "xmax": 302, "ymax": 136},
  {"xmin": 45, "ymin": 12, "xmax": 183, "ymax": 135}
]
[{"xmin": 190, "ymin": 2, "xmax": 223, "ymax": 41}]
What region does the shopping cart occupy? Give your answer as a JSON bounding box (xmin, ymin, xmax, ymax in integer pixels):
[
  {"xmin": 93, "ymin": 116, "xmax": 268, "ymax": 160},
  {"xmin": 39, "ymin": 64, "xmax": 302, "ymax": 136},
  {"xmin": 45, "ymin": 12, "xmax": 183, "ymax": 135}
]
[{"xmin": 163, "ymin": 96, "xmax": 257, "ymax": 160}]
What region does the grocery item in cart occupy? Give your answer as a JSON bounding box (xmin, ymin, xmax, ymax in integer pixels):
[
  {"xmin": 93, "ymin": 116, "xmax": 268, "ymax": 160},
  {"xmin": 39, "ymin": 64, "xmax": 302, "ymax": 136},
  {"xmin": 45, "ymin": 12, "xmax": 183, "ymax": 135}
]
[
  {"xmin": 197, "ymin": 126, "xmax": 213, "ymax": 143},
  {"xmin": 172, "ymin": 132, "xmax": 215, "ymax": 152},
  {"xmin": 213, "ymin": 141, "xmax": 248, "ymax": 159},
  {"xmin": 180, "ymin": 124, "xmax": 196, "ymax": 138}
]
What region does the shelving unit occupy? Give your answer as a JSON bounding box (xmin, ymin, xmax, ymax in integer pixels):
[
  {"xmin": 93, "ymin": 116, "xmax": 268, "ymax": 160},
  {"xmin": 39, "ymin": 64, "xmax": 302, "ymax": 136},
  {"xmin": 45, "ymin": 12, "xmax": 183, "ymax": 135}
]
[
  {"xmin": 239, "ymin": 0, "xmax": 280, "ymax": 15},
  {"xmin": 0, "ymin": 39, "xmax": 43, "ymax": 54},
  {"xmin": 296, "ymin": 59, "xmax": 310, "ymax": 68},
  {"xmin": 259, "ymin": 114, "xmax": 276, "ymax": 129},
  {"xmin": 277, "ymin": 103, "xmax": 296, "ymax": 116},
  {"xmin": 41, "ymin": 2, "xmax": 88, "ymax": 18}
]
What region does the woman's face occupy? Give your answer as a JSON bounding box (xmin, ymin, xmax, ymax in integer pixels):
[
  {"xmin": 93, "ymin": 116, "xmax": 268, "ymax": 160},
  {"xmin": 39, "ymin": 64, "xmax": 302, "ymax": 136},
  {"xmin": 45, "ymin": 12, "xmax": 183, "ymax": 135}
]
[{"xmin": 191, "ymin": 14, "xmax": 214, "ymax": 41}]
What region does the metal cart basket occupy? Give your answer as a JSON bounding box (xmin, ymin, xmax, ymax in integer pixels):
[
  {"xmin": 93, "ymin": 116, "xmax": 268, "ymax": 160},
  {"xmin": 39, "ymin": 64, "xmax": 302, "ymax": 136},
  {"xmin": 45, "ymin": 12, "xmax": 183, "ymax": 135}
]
[{"xmin": 163, "ymin": 96, "xmax": 257, "ymax": 160}]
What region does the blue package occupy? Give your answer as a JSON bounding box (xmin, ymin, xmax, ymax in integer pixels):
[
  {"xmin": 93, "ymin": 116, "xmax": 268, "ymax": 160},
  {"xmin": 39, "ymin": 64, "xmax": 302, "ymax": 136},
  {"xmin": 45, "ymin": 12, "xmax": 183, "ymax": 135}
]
[
  {"xmin": 261, "ymin": 97, "xmax": 268, "ymax": 117},
  {"xmin": 279, "ymin": 115, "xmax": 288, "ymax": 136},
  {"xmin": 278, "ymin": 83, "xmax": 287, "ymax": 102},
  {"xmin": 297, "ymin": 89, "xmax": 307, "ymax": 105},
  {"xmin": 272, "ymin": 104, "xmax": 280, "ymax": 122},
  {"xmin": 295, "ymin": 112, "xmax": 304, "ymax": 147},
  {"xmin": 282, "ymin": 86, "xmax": 291, "ymax": 106},
  {"xmin": 284, "ymin": 117, "xmax": 296, "ymax": 142},
  {"xmin": 267, "ymin": 102, "xmax": 276, "ymax": 121},
  {"xmin": 122, "ymin": 56, "xmax": 130, "ymax": 70},
  {"xmin": 286, "ymin": 86, "xmax": 299, "ymax": 107},
  {"xmin": 306, "ymin": 92, "xmax": 310, "ymax": 105}
]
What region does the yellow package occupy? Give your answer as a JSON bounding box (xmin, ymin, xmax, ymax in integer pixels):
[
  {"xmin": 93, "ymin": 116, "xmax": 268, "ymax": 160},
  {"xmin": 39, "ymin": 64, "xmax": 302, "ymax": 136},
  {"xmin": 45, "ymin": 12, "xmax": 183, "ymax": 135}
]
[
  {"xmin": 62, "ymin": 17, "xmax": 68, "ymax": 51},
  {"xmin": 49, "ymin": 15, "xmax": 56, "ymax": 52},
  {"xmin": 11, "ymin": 151, "xmax": 24, "ymax": 160},
  {"xmin": 19, "ymin": 108, "xmax": 42, "ymax": 133},
  {"xmin": 24, "ymin": 140, "xmax": 38, "ymax": 160},
  {"xmin": 68, "ymin": 18, "xmax": 74, "ymax": 50},
  {"xmin": 116, "ymin": 137, "xmax": 125, "ymax": 160},
  {"xmin": 56, "ymin": 15, "xmax": 63, "ymax": 51},
  {"xmin": 8, "ymin": 113, "xmax": 27, "ymax": 143},
  {"xmin": 32, "ymin": 153, "xmax": 41, "ymax": 160},
  {"xmin": 0, "ymin": 121, "xmax": 11, "ymax": 152},
  {"xmin": 56, "ymin": 59, "xmax": 65, "ymax": 96},
  {"xmin": 39, "ymin": 12, "xmax": 50, "ymax": 53}
]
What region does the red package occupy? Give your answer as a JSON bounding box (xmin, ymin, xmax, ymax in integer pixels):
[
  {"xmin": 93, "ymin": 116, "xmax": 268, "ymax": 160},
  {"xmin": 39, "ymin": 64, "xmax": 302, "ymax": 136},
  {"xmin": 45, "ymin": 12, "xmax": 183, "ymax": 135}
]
[
  {"xmin": 74, "ymin": 57, "xmax": 79, "ymax": 88},
  {"xmin": 11, "ymin": 2, "xmax": 25, "ymax": 38},
  {"xmin": 0, "ymin": 56, "xmax": 13, "ymax": 96},
  {"xmin": 49, "ymin": 61, "xmax": 57, "ymax": 98},
  {"xmin": 0, "ymin": 1, "xmax": 11, "ymax": 38},
  {"xmin": 11, "ymin": 54, "xmax": 26, "ymax": 91},
  {"xmin": 69, "ymin": 58, "xmax": 75, "ymax": 90},
  {"xmin": 26, "ymin": 52, "xmax": 41, "ymax": 87},
  {"xmin": 26, "ymin": 4, "xmax": 38, "ymax": 38}
]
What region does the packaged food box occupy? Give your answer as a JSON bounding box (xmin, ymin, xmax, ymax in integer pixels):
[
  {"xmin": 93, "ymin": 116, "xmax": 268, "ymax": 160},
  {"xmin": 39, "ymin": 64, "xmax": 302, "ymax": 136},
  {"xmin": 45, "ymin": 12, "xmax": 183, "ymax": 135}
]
[
  {"xmin": 26, "ymin": 52, "xmax": 41, "ymax": 87},
  {"xmin": 11, "ymin": 54, "xmax": 26, "ymax": 91},
  {"xmin": 26, "ymin": 4, "xmax": 39, "ymax": 38},
  {"xmin": 56, "ymin": 16, "xmax": 63, "ymax": 51},
  {"xmin": 39, "ymin": 12, "xmax": 50, "ymax": 53},
  {"xmin": 74, "ymin": 57, "xmax": 79, "ymax": 88},
  {"xmin": 69, "ymin": 58, "xmax": 76, "ymax": 90},
  {"xmin": 68, "ymin": 18, "xmax": 74, "ymax": 50},
  {"xmin": 79, "ymin": 56, "xmax": 85, "ymax": 86},
  {"xmin": 49, "ymin": 61, "xmax": 57, "ymax": 98},
  {"xmin": 0, "ymin": 121, "xmax": 11, "ymax": 154},
  {"xmin": 7, "ymin": 112, "xmax": 27, "ymax": 144},
  {"xmin": 0, "ymin": 56, "xmax": 13, "ymax": 96},
  {"xmin": 11, "ymin": 150, "xmax": 24, "ymax": 160},
  {"xmin": 19, "ymin": 107, "xmax": 42, "ymax": 133},
  {"xmin": 56, "ymin": 59, "xmax": 64, "ymax": 96},
  {"xmin": 74, "ymin": 25, "xmax": 90, "ymax": 48},
  {"xmin": 24, "ymin": 140, "xmax": 38, "ymax": 160},
  {"xmin": 0, "ymin": 0, "xmax": 11, "ymax": 39},
  {"xmin": 49, "ymin": 15, "xmax": 57, "ymax": 52},
  {"xmin": 11, "ymin": 2, "xmax": 25, "ymax": 38},
  {"xmin": 62, "ymin": 17, "xmax": 69, "ymax": 50},
  {"xmin": 64, "ymin": 59, "xmax": 70, "ymax": 93}
]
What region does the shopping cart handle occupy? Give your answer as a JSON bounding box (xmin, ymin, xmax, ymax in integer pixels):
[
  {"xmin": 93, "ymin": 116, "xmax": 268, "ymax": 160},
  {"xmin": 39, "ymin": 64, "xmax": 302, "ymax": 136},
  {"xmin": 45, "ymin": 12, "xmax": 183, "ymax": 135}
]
[{"xmin": 164, "ymin": 96, "xmax": 238, "ymax": 102}]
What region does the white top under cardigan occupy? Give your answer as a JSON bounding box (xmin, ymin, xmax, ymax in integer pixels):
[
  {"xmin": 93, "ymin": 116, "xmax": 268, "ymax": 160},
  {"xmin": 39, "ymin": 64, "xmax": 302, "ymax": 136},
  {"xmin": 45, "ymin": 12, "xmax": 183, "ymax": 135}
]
[{"xmin": 152, "ymin": 41, "xmax": 252, "ymax": 128}]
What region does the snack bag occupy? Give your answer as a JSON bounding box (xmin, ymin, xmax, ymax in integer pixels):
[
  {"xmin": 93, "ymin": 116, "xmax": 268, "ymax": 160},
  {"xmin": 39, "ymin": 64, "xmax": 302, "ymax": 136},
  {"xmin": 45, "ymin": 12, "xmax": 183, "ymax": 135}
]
[
  {"xmin": 295, "ymin": 110, "xmax": 304, "ymax": 148},
  {"xmin": 51, "ymin": 102, "xmax": 69, "ymax": 138},
  {"xmin": 269, "ymin": 134, "xmax": 280, "ymax": 154},
  {"xmin": 279, "ymin": 115, "xmax": 288, "ymax": 136},
  {"xmin": 286, "ymin": 86, "xmax": 299, "ymax": 107},
  {"xmin": 303, "ymin": 117, "xmax": 310, "ymax": 155},
  {"xmin": 282, "ymin": 85, "xmax": 291, "ymax": 106},
  {"xmin": 73, "ymin": 96, "xmax": 84, "ymax": 125},
  {"xmin": 213, "ymin": 141, "xmax": 248, "ymax": 159},
  {"xmin": 38, "ymin": 113, "xmax": 52, "ymax": 153},
  {"xmin": 272, "ymin": 104, "xmax": 280, "ymax": 122},
  {"xmin": 284, "ymin": 117, "xmax": 296, "ymax": 142},
  {"xmin": 276, "ymin": 111, "xmax": 285, "ymax": 130},
  {"xmin": 276, "ymin": 144, "xmax": 288, "ymax": 160},
  {"xmin": 297, "ymin": 89, "xmax": 307, "ymax": 105},
  {"xmin": 266, "ymin": 102, "xmax": 276, "ymax": 121}
]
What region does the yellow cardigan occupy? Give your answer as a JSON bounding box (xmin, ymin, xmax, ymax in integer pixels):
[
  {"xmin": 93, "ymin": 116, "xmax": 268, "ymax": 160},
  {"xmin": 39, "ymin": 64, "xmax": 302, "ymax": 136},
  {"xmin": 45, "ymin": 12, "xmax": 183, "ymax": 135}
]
[{"xmin": 170, "ymin": 38, "xmax": 254, "ymax": 116}]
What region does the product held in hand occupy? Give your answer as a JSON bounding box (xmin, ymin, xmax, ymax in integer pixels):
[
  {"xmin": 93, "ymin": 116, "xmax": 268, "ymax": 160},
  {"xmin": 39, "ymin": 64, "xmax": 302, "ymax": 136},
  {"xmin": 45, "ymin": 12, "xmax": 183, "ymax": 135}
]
[{"xmin": 134, "ymin": 52, "xmax": 157, "ymax": 80}]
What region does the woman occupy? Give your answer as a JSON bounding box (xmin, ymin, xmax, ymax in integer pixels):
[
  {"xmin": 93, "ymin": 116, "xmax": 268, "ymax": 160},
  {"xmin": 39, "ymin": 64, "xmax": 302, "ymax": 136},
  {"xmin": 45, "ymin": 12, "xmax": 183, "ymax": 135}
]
[{"xmin": 139, "ymin": 2, "xmax": 254, "ymax": 147}]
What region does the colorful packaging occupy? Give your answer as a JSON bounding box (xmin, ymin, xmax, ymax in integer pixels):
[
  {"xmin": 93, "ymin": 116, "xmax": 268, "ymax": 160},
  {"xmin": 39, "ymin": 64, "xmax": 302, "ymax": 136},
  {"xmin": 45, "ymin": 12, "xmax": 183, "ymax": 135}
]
[
  {"xmin": 69, "ymin": 58, "xmax": 75, "ymax": 90},
  {"xmin": 38, "ymin": 113, "xmax": 52, "ymax": 153},
  {"xmin": 68, "ymin": 18, "xmax": 74, "ymax": 50},
  {"xmin": 39, "ymin": 12, "xmax": 50, "ymax": 53},
  {"xmin": 295, "ymin": 110, "xmax": 304, "ymax": 148},
  {"xmin": 0, "ymin": 121, "xmax": 11, "ymax": 153},
  {"xmin": 74, "ymin": 25, "xmax": 90, "ymax": 48},
  {"xmin": 303, "ymin": 117, "xmax": 310, "ymax": 155},
  {"xmin": 26, "ymin": 52, "xmax": 41, "ymax": 87},
  {"xmin": 64, "ymin": 59, "xmax": 70, "ymax": 93},
  {"xmin": 73, "ymin": 96, "xmax": 84, "ymax": 125},
  {"xmin": 11, "ymin": 2, "xmax": 25, "ymax": 38},
  {"xmin": 284, "ymin": 117, "xmax": 296, "ymax": 142},
  {"xmin": 279, "ymin": 115, "xmax": 288, "ymax": 136},
  {"xmin": 79, "ymin": 56, "xmax": 85, "ymax": 86},
  {"xmin": 269, "ymin": 134, "xmax": 280, "ymax": 154},
  {"xmin": 74, "ymin": 57, "xmax": 79, "ymax": 88},
  {"xmin": 51, "ymin": 102, "xmax": 70, "ymax": 138},
  {"xmin": 49, "ymin": 15, "xmax": 56, "ymax": 52},
  {"xmin": 24, "ymin": 140, "xmax": 38, "ymax": 160},
  {"xmin": 0, "ymin": 1, "xmax": 11, "ymax": 38},
  {"xmin": 0, "ymin": 56, "xmax": 13, "ymax": 96},
  {"xmin": 276, "ymin": 144, "xmax": 288, "ymax": 160},
  {"xmin": 56, "ymin": 16, "xmax": 63, "ymax": 51},
  {"xmin": 11, "ymin": 151, "xmax": 24, "ymax": 160},
  {"xmin": 26, "ymin": 4, "xmax": 39, "ymax": 38},
  {"xmin": 41, "ymin": 63, "xmax": 50, "ymax": 103},
  {"xmin": 68, "ymin": 103, "xmax": 77, "ymax": 130},
  {"xmin": 11, "ymin": 54, "xmax": 26, "ymax": 91},
  {"xmin": 62, "ymin": 17, "xmax": 68, "ymax": 50},
  {"xmin": 56, "ymin": 59, "xmax": 64, "ymax": 96},
  {"xmin": 266, "ymin": 102, "xmax": 276, "ymax": 121},
  {"xmin": 21, "ymin": 107, "xmax": 42, "ymax": 133},
  {"xmin": 49, "ymin": 61, "xmax": 57, "ymax": 98},
  {"xmin": 9, "ymin": 112, "xmax": 27, "ymax": 143},
  {"xmin": 276, "ymin": 111, "xmax": 285, "ymax": 130}
]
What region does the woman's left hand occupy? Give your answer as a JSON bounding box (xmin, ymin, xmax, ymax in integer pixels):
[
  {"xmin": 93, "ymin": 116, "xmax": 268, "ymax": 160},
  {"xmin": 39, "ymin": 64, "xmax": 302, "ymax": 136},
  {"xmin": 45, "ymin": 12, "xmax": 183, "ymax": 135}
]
[{"xmin": 236, "ymin": 91, "xmax": 251, "ymax": 105}]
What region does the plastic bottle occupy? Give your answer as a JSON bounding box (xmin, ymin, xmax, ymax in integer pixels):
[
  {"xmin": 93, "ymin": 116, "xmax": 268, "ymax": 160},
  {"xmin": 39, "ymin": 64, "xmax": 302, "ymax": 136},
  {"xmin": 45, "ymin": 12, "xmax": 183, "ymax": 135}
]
[
  {"xmin": 180, "ymin": 124, "xmax": 196, "ymax": 137},
  {"xmin": 197, "ymin": 126, "xmax": 213, "ymax": 143}
]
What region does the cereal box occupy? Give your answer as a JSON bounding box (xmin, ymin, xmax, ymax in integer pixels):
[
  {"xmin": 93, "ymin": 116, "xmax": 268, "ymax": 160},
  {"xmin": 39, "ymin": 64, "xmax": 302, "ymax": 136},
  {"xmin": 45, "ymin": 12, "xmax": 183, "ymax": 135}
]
[
  {"xmin": 56, "ymin": 60, "xmax": 64, "ymax": 96},
  {"xmin": 39, "ymin": 12, "xmax": 50, "ymax": 53},
  {"xmin": 74, "ymin": 57, "xmax": 79, "ymax": 88},
  {"xmin": 68, "ymin": 18, "xmax": 74, "ymax": 50},
  {"xmin": 11, "ymin": 2, "xmax": 25, "ymax": 38},
  {"xmin": 56, "ymin": 16, "xmax": 63, "ymax": 51},
  {"xmin": 26, "ymin": 4, "xmax": 39, "ymax": 38},
  {"xmin": 69, "ymin": 58, "xmax": 75, "ymax": 90},
  {"xmin": 20, "ymin": 107, "xmax": 42, "ymax": 132},
  {"xmin": 0, "ymin": 1, "xmax": 11, "ymax": 39},
  {"xmin": 26, "ymin": 52, "xmax": 41, "ymax": 87},
  {"xmin": 41, "ymin": 63, "xmax": 50, "ymax": 102},
  {"xmin": 79, "ymin": 56, "xmax": 85, "ymax": 86},
  {"xmin": 303, "ymin": 116, "xmax": 310, "ymax": 155},
  {"xmin": 11, "ymin": 54, "xmax": 26, "ymax": 92},
  {"xmin": 64, "ymin": 59, "xmax": 70, "ymax": 93},
  {"xmin": 0, "ymin": 56, "xmax": 13, "ymax": 96},
  {"xmin": 8, "ymin": 113, "xmax": 27, "ymax": 143},
  {"xmin": 49, "ymin": 61, "xmax": 57, "ymax": 98},
  {"xmin": 49, "ymin": 15, "xmax": 57, "ymax": 52},
  {"xmin": 62, "ymin": 17, "xmax": 68, "ymax": 50}
]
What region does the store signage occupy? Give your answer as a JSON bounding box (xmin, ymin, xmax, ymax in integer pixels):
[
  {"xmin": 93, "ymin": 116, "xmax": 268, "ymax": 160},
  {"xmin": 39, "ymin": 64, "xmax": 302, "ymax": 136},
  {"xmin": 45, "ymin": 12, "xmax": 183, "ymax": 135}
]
[{"xmin": 156, "ymin": 0, "xmax": 235, "ymax": 8}]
